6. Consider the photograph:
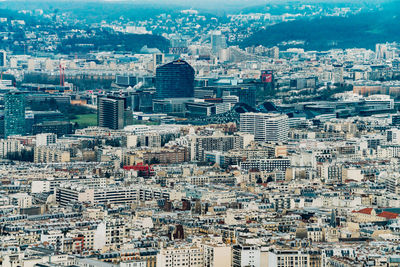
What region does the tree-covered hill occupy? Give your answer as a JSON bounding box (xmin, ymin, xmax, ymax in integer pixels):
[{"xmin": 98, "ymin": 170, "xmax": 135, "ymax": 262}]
[
  {"xmin": 240, "ymin": 1, "xmax": 400, "ymax": 51},
  {"xmin": 59, "ymin": 30, "xmax": 170, "ymax": 54}
]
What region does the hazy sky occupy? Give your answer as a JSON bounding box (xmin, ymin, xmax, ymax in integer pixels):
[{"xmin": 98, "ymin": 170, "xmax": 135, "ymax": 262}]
[
  {"xmin": 102, "ymin": 0, "xmax": 271, "ymax": 8},
  {"xmin": 99, "ymin": 0, "xmax": 394, "ymax": 9},
  {"xmin": 7, "ymin": 0, "xmax": 395, "ymax": 12}
]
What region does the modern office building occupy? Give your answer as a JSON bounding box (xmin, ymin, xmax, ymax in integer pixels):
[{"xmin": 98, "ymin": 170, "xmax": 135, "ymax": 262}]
[
  {"xmin": 185, "ymin": 101, "xmax": 216, "ymax": 117},
  {"xmin": 392, "ymin": 113, "xmax": 400, "ymax": 126},
  {"xmin": 97, "ymin": 96, "xmax": 125, "ymax": 130},
  {"xmin": 153, "ymin": 53, "xmax": 165, "ymax": 71},
  {"xmin": 0, "ymin": 50, "xmax": 6, "ymax": 67},
  {"xmin": 229, "ymin": 87, "xmax": 256, "ymax": 108},
  {"xmin": 240, "ymin": 112, "xmax": 289, "ymax": 143},
  {"xmin": 116, "ymin": 75, "xmax": 137, "ymax": 87},
  {"xmin": 131, "ymin": 91, "xmax": 155, "ymax": 112},
  {"xmin": 152, "ymin": 98, "xmax": 191, "ymax": 116},
  {"xmin": 155, "ymin": 60, "xmax": 195, "ymax": 99},
  {"xmin": 211, "ymin": 31, "xmax": 227, "ymax": 54},
  {"xmin": 32, "ymin": 121, "xmax": 73, "ymax": 136},
  {"xmin": 4, "ymin": 91, "xmax": 26, "ymax": 137}
]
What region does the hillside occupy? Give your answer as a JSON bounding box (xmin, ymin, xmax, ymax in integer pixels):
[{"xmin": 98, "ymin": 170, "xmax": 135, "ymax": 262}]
[
  {"xmin": 240, "ymin": 2, "xmax": 400, "ymax": 51},
  {"xmin": 58, "ymin": 30, "xmax": 170, "ymax": 54}
]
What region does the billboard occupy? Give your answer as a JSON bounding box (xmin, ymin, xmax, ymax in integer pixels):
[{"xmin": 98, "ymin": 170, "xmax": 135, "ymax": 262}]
[{"xmin": 261, "ymin": 70, "xmax": 273, "ymax": 83}]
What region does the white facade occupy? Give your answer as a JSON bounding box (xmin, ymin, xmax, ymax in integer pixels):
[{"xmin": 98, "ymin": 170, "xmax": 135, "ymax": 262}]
[
  {"xmin": 36, "ymin": 133, "xmax": 57, "ymax": 147},
  {"xmin": 41, "ymin": 230, "xmax": 64, "ymax": 250},
  {"xmin": 232, "ymin": 245, "xmax": 260, "ymax": 267},
  {"xmin": 0, "ymin": 139, "xmax": 21, "ymax": 158},
  {"xmin": 31, "ymin": 180, "xmax": 51, "ymax": 193},
  {"xmin": 10, "ymin": 193, "xmax": 32, "ymax": 208},
  {"xmin": 364, "ymin": 94, "xmax": 394, "ymax": 110},
  {"xmin": 267, "ymin": 250, "xmax": 309, "ymax": 267},
  {"xmin": 240, "ymin": 113, "xmax": 289, "ymax": 143},
  {"xmin": 157, "ymin": 246, "xmax": 204, "ymax": 267}
]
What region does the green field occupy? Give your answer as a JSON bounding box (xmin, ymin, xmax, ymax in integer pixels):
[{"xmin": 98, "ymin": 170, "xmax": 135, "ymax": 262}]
[{"xmin": 72, "ymin": 114, "xmax": 97, "ymax": 128}]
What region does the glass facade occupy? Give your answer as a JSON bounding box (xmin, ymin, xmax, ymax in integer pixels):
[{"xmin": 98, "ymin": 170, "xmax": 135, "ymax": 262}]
[
  {"xmin": 97, "ymin": 96, "xmax": 125, "ymax": 130},
  {"xmin": 155, "ymin": 60, "xmax": 195, "ymax": 99},
  {"xmin": 4, "ymin": 92, "xmax": 26, "ymax": 137}
]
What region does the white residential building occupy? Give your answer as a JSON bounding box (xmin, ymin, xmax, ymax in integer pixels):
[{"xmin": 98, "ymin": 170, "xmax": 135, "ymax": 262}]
[
  {"xmin": 157, "ymin": 246, "xmax": 204, "ymax": 267},
  {"xmin": 240, "ymin": 113, "xmax": 289, "ymax": 143},
  {"xmin": 0, "ymin": 139, "xmax": 21, "ymax": 158}
]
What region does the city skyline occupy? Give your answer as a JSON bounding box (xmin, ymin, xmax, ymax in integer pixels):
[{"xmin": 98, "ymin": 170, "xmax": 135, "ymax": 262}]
[{"xmin": 0, "ymin": 1, "xmax": 400, "ymax": 267}]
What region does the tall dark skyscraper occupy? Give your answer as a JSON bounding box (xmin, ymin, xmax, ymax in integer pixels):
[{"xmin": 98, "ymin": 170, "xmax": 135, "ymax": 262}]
[
  {"xmin": 0, "ymin": 50, "xmax": 6, "ymax": 67},
  {"xmin": 97, "ymin": 96, "xmax": 125, "ymax": 130},
  {"xmin": 4, "ymin": 91, "xmax": 26, "ymax": 137},
  {"xmin": 155, "ymin": 60, "xmax": 195, "ymax": 99}
]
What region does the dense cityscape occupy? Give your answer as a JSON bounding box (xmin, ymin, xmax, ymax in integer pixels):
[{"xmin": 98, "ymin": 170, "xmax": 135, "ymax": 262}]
[{"xmin": 1, "ymin": 0, "xmax": 400, "ymax": 266}]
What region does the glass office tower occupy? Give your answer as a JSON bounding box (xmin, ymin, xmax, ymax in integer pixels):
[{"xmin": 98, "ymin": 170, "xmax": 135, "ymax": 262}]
[
  {"xmin": 155, "ymin": 60, "xmax": 195, "ymax": 99},
  {"xmin": 4, "ymin": 91, "xmax": 26, "ymax": 137}
]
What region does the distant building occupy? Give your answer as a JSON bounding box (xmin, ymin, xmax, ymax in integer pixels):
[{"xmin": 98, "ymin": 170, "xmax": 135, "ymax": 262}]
[
  {"xmin": 0, "ymin": 50, "xmax": 6, "ymax": 67},
  {"xmin": 36, "ymin": 133, "xmax": 57, "ymax": 147},
  {"xmin": 131, "ymin": 91, "xmax": 154, "ymax": 112},
  {"xmin": 333, "ymin": 64, "xmax": 344, "ymax": 84},
  {"xmin": 267, "ymin": 249, "xmax": 310, "ymax": 267},
  {"xmin": 0, "ymin": 139, "xmax": 21, "ymax": 158},
  {"xmin": 97, "ymin": 96, "xmax": 125, "ymax": 130},
  {"xmin": 240, "ymin": 113, "xmax": 289, "ymax": 143},
  {"xmin": 155, "ymin": 60, "xmax": 195, "ymax": 99},
  {"xmin": 153, "ymin": 53, "xmax": 165, "ymax": 71},
  {"xmin": 232, "ymin": 244, "xmax": 260, "ymax": 267},
  {"xmin": 32, "ymin": 121, "xmax": 73, "ymax": 136},
  {"xmin": 191, "ymin": 132, "xmax": 252, "ymax": 161},
  {"xmin": 229, "ymin": 87, "xmax": 256, "ymax": 108},
  {"xmin": 392, "ymin": 113, "xmax": 400, "ymax": 126},
  {"xmin": 157, "ymin": 246, "xmax": 203, "ymax": 267},
  {"xmin": 186, "ymin": 101, "xmax": 216, "ymax": 117},
  {"xmin": 34, "ymin": 146, "xmax": 70, "ymax": 163},
  {"xmin": 4, "ymin": 92, "xmax": 26, "ymax": 137},
  {"xmin": 152, "ymin": 98, "xmax": 191, "ymax": 116},
  {"xmin": 116, "ymin": 75, "xmax": 137, "ymax": 87},
  {"xmin": 211, "ymin": 31, "xmax": 227, "ymax": 54}
]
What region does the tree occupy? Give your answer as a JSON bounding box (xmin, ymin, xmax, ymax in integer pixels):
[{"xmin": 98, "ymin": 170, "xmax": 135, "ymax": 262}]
[
  {"xmin": 6, "ymin": 149, "xmax": 34, "ymax": 162},
  {"xmin": 149, "ymin": 157, "xmax": 160, "ymax": 165}
]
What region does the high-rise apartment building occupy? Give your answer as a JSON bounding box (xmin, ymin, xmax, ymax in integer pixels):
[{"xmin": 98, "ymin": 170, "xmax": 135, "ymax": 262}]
[
  {"xmin": 240, "ymin": 112, "xmax": 289, "ymax": 143},
  {"xmin": 155, "ymin": 60, "xmax": 195, "ymax": 99},
  {"xmin": 332, "ymin": 64, "xmax": 344, "ymax": 84},
  {"xmin": 4, "ymin": 92, "xmax": 26, "ymax": 137},
  {"xmin": 97, "ymin": 96, "xmax": 125, "ymax": 130}
]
